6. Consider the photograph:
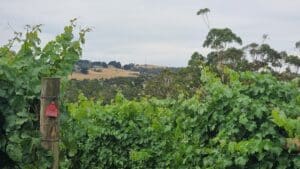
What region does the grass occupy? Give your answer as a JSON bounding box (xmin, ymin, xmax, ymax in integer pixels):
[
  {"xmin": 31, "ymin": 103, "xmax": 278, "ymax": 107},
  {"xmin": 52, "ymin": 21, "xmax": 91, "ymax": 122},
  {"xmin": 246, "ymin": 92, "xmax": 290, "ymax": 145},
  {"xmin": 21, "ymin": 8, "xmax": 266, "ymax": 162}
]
[{"xmin": 69, "ymin": 68, "xmax": 139, "ymax": 80}]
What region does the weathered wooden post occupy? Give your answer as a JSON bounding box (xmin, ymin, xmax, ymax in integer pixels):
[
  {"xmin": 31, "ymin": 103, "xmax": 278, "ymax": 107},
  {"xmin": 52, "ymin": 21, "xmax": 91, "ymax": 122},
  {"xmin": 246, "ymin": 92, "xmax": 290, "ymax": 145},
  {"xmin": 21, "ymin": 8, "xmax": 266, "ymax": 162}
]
[{"xmin": 40, "ymin": 77, "xmax": 60, "ymax": 169}]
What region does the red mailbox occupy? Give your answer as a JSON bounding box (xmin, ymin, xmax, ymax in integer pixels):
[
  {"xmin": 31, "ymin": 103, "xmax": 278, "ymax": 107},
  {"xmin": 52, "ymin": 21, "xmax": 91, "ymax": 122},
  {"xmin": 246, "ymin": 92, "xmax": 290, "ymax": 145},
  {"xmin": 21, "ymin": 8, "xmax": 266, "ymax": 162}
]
[{"xmin": 45, "ymin": 101, "xmax": 59, "ymax": 117}]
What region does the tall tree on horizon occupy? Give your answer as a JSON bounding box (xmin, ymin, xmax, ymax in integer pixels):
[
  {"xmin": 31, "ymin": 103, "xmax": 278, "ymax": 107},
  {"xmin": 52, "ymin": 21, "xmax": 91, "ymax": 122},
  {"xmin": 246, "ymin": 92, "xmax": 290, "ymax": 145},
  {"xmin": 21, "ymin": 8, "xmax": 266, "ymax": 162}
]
[
  {"xmin": 197, "ymin": 8, "xmax": 211, "ymax": 29},
  {"xmin": 203, "ymin": 28, "xmax": 243, "ymax": 68},
  {"xmin": 286, "ymin": 55, "xmax": 300, "ymax": 74},
  {"xmin": 295, "ymin": 41, "xmax": 300, "ymax": 73},
  {"xmin": 243, "ymin": 42, "xmax": 259, "ymax": 61},
  {"xmin": 262, "ymin": 34, "xmax": 269, "ymax": 44},
  {"xmin": 203, "ymin": 28, "xmax": 242, "ymax": 50},
  {"xmin": 296, "ymin": 41, "xmax": 300, "ymax": 53}
]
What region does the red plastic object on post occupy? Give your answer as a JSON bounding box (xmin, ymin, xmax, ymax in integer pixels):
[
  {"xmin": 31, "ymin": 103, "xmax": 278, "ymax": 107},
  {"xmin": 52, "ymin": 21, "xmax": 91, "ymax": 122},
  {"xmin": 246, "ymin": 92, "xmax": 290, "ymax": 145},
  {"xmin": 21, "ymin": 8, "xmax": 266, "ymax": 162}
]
[{"xmin": 45, "ymin": 101, "xmax": 59, "ymax": 117}]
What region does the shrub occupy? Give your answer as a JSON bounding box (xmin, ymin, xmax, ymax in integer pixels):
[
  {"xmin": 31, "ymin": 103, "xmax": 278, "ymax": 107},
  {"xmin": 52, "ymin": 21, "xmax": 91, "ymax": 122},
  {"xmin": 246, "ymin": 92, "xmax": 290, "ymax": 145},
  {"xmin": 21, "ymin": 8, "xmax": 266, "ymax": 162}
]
[{"xmin": 61, "ymin": 67, "xmax": 300, "ymax": 168}]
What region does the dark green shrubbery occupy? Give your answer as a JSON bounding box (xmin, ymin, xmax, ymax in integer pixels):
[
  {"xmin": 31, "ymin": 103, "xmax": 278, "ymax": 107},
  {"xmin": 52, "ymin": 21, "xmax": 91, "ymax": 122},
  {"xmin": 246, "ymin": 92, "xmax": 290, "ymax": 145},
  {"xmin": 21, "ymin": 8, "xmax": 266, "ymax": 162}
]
[
  {"xmin": 64, "ymin": 77, "xmax": 145, "ymax": 104},
  {"xmin": 61, "ymin": 67, "xmax": 300, "ymax": 168}
]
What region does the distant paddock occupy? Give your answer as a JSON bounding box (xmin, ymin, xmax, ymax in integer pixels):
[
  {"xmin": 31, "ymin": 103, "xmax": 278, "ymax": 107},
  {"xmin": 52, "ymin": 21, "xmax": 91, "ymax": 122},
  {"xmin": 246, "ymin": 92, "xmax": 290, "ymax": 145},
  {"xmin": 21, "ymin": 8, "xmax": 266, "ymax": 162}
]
[{"xmin": 69, "ymin": 68, "xmax": 139, "ymax": 80}]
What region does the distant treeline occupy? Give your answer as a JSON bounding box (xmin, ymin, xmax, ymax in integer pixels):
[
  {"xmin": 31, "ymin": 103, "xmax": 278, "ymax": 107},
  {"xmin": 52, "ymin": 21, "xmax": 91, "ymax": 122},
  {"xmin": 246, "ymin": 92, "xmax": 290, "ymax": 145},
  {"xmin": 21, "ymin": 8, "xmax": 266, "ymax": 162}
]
[
  {"xmin": 74, "ymin": 59, "xmax": 180, "ymax": 76},
  {"xmin": 74, "ymin": 60, "xmax": 123, "ymax": 73}
]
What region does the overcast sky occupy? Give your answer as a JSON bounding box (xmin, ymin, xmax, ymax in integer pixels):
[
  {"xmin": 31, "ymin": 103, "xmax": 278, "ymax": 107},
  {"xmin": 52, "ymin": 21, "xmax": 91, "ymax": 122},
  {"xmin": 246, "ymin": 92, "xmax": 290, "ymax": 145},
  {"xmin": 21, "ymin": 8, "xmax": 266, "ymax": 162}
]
[{"xmin": 0, "ymin": 0, "xmax": 299, "ymax": 66}]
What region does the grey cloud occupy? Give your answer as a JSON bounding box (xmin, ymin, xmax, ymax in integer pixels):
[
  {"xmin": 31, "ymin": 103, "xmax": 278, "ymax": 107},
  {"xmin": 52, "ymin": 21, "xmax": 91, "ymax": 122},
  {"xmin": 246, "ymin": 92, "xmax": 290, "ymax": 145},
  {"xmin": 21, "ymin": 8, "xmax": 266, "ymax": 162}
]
[{"xmin": 0, "ymin": 0, "xmax": 299, "ymax": 66}]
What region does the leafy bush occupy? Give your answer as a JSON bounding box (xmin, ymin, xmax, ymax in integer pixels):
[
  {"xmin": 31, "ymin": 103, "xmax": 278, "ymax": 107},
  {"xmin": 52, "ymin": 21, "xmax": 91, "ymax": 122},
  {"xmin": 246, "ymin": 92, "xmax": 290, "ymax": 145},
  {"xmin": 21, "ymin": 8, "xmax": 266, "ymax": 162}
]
[
  {"xmin": 108, "ymin": 61, "xmax": 122, "ymax": 69},
  {"xmin": 80, "ymin": 66, "xmax": 89, "ymax": 74},
  {"xmin": 62, "ymin": 67, "xmax": 300, "ymax": 168},
  {"xmin": 92, "ymin": 61, "xmax": 108, "ymax": 68},
  {"xmin": 123, "ymin": 63, "xmax": 135, "ymax": 70}
]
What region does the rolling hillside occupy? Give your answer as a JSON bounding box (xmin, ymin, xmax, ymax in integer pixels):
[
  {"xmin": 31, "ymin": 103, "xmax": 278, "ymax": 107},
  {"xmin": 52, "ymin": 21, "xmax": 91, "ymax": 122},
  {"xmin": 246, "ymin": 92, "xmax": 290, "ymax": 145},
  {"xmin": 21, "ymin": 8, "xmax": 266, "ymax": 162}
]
[{"xmin": 69, "ymin": 68, "xmax": 140, "ymax": 80}]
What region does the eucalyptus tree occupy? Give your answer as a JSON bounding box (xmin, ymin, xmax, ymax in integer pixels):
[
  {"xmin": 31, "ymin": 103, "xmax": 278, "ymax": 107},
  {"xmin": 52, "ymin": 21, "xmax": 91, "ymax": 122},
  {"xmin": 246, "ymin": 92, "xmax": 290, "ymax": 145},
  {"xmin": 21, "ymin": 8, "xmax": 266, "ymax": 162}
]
[
  {"xmin": 243, "ymin": 42, "xmax": 259, "ymax": 61},
  {"xmin": 203, "ymin": 28, "xmax": 242, "ymax": 50},
  {"xmin": 284, "ymin": 55, "xmax": 300, "ymax": 74},
  {"xmin": 222, "ymin": 47, "xmax": 245, "ymax": 70},
  {"xmin": 262, "ymin": 34, "xmax": 269, "ymax": 44},
  {"xmin": 296, "ymin": 57, "xmax": 300, "ymax": 74},
  {"xmin": 295, "ymin": 41, "xmax": 300, "ymax": 52},
  {"xmin": 197, "ymin": 8, "xmax": 211, "ymax": 29},
  {"xmin": 278, "ymin": 51, "xmax": 288, "ymax": 72},
  {"xmin": 260, "ymin": 44, "xmax": 280, "ymax": 63},
  {"xmin": 255, "ymin": 44, "xmax": 282, "ymax": 72},
  {"xmin": 203, "ymin": 28, "xmax": 243, "ymax": 65},
  {"xmin": 295, "ymin": 41, "xmax": 300, "ymax": 74},
  {"xmin": 188, "ymin": 52, "xmax": 206, "ymax": 67},
  {"xmin": 292, "ymin": 56, "xmax": 300, "ymax": 74},
  {"xmin": 242, "ymin": 42, "xmax": 284, "ymax": 72}
]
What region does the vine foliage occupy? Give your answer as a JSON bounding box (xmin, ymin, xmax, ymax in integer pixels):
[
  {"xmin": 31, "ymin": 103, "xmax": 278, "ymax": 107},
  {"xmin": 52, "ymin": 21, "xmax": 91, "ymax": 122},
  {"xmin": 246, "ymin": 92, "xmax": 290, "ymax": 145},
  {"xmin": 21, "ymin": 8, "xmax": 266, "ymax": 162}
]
[
  {"xmin": 63, "ymin": 67, "xmax": 300, "ymax": 168},
  {"xmin": 0, "ymin": 20, "xmax": 88, "ymax": 168}
]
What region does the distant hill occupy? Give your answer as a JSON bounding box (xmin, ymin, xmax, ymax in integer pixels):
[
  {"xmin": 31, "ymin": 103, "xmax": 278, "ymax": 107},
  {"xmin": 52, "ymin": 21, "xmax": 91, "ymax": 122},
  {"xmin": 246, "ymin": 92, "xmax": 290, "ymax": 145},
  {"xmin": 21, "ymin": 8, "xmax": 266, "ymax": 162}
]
[
  {"xmin": 72, "ymin": 59, "xmax": 181, "ymax": 80},
  {"xmin": 135, "ymin": 64, "xmax": 166, "ymax": 69},
  {"xmin": 69, "ymin": 68, "xmax": 139, "ymax": 80}
]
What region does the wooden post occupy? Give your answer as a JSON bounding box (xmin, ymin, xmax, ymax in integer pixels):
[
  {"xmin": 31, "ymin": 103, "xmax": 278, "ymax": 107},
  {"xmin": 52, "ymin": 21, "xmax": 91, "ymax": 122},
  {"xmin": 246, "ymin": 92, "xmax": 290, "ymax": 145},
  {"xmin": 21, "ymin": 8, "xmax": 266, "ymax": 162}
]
[{"xmin": 40, "ymin": 77, "xmax": 60, "ymax": 169}]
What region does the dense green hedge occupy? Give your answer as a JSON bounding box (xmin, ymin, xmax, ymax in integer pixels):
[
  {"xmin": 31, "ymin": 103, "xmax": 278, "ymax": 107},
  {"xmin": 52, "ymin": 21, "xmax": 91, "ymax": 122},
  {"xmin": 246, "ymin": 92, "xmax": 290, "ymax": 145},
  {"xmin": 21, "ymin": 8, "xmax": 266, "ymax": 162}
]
[{"xmin": 62, "ymin": 67, "xmax": 300, "ymax": 168}]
